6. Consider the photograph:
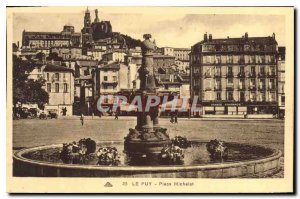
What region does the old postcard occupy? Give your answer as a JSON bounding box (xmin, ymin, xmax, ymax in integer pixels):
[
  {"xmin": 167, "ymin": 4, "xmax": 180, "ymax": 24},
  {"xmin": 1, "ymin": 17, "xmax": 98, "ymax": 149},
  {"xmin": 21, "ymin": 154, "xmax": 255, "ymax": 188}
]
[{"xmin": 6, "ymin": 6, "xmax": 294, "ymax": 193}]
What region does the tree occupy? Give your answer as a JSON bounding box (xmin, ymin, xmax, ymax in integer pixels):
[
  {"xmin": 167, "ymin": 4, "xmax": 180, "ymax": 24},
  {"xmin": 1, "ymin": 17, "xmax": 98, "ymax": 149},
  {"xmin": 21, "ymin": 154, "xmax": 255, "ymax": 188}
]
[
  {"xmin": 13, "ymin": 55, "xmax": 49, "ymax": 108},
  {"xmin": 35, "ymin": 52, "xmax": 45, "ymax": 61},
  {"xmin": 46, "ymin": 52, "xmax": 63, "ymax": 61}
]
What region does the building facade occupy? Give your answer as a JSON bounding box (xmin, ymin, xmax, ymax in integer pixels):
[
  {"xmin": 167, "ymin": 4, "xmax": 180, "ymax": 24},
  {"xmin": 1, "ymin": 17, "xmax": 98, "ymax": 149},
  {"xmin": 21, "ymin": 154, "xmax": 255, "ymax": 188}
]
[
  {"xmin": 278, "ymin": 47, "xmax": 285, "ymax": 117},
  {"xmin": 22, "ymin": 25, "xmax": 81, "ymax": 49},
  {"xmin": 42, "ymin": 64, "xmax": 75, "ymax": 116},
  {"xmin": 190, "ymin": 33, "xmax": 278, "ymax": 115}
]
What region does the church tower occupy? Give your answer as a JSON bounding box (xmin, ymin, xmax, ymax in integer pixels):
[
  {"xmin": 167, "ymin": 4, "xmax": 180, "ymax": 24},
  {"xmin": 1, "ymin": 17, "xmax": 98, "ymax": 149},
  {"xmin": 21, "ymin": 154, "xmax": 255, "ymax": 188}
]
[{"xmin": 81, "ymin": 7, "xmax": 93, "ymax": 55}]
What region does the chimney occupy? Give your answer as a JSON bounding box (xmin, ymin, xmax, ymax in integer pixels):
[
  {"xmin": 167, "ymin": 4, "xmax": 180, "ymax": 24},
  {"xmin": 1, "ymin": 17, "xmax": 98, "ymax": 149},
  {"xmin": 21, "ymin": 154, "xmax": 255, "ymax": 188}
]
[
  {"xmin": 208, "ymin": 34, "xmax": 212, "ymax": 42},
  {"xmin": 272, "ymin": 33, "xmax": 276, "ymax": 39},
  {"xmin": 245, "ymin": 32, "xmax": 248, "ymax": 40},
  {"xmin": 204, "ymin": 33, "xmax": 208, "ymax": 41}
]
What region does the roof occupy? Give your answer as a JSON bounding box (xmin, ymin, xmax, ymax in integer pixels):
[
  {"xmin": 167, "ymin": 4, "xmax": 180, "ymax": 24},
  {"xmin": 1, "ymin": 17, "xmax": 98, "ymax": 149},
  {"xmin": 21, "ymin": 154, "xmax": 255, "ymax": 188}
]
[
  {"xmin": 174, "ymin": 48, "xmax": 191, "ymax": 51},
  {"xmin": 153, "ymin": 55, "xmax": 175, "ymax": 59},
  {"xmin": 43, "ymin": 64, "xmax": 73, "ymax": 72},
  {"xmin": 194, "ymin": 36, "xmax": 277, "ymax": 46},
  {"xmin": 100, "ymin": 62, "xmax": 121, "ymax": 70},
  {"xmin": 76, "ymin": 60, "xmax": 98, "ymax": 67}
]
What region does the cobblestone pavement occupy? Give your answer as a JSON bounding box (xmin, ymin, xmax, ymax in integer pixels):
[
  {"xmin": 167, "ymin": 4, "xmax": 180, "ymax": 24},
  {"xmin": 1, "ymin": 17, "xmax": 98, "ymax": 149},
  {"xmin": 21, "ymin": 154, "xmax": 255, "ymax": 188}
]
[{"xmin": 12, "ymin": 117, "xmax": 284, "ymax": 178}]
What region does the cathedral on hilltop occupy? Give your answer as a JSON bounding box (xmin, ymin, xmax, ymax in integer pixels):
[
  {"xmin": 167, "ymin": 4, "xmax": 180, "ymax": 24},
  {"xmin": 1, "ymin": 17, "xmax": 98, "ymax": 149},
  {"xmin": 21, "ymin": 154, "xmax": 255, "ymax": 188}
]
[{"xmin": 81, "ymin": 7, "xmax": 128, "ymax": 54}]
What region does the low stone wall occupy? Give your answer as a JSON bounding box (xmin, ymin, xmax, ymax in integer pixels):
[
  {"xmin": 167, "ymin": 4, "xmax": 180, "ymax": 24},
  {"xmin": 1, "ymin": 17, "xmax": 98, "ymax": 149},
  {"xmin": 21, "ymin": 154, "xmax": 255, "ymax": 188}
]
[{"xmin": 13, "ymin": 142, "xmax": 282, "ymax": 178}]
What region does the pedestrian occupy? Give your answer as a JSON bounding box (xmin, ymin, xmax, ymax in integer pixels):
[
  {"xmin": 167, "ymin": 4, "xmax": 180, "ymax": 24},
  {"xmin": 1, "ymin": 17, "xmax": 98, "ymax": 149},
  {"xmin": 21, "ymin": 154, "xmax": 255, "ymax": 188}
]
[
  {"xmin": 175, "ymin": 111, "xmax": 178, "ymax": 123},
  {"xmin": 170, "ymin": 113, "xmax": 174, "ymax": 123},
  {"xmin": 114, "ymin": 111, "xmax": 119, "ymax": 120},
  {"xmin": 80, "ymin": 114, "xmax": 84, "ymax": 126}
]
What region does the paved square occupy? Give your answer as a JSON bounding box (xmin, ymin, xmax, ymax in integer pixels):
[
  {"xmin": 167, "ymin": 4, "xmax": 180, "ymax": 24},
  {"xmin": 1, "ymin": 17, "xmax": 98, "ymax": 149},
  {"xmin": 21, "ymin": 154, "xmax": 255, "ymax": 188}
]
[{"xmin": 13, "ymin": 117, "xmax": 284, "ymax": 152}]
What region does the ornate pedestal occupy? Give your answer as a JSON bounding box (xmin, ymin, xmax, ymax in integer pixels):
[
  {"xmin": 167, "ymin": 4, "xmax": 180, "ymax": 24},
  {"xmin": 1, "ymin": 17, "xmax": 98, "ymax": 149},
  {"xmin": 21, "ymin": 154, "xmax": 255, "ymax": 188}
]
[{"xmin": 124, "ymin": 34, "xmax": 171, "ymax": 156}]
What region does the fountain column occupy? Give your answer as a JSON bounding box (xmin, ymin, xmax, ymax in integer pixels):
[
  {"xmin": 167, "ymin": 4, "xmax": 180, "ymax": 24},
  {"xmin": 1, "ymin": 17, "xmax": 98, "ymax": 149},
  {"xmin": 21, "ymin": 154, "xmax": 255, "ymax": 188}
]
[{"xmin": 124, "ymin": 34, "xmax": 171, "ymax": 155}]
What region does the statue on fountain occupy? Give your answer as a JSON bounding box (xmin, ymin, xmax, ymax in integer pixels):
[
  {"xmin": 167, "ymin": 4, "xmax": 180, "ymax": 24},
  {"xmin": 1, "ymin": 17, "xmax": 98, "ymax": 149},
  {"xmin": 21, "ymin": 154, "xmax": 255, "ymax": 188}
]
[{"xmin": 124, "ymin": 34, "xmax": 171, "ymax": 156}]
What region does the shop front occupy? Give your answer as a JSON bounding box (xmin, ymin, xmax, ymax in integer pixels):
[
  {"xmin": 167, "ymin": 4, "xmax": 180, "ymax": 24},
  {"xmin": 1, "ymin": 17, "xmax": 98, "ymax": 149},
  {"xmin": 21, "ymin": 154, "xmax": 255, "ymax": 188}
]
[{"xmin": 201, "ymin": 101, "xmax": 276, "ymax": 115}]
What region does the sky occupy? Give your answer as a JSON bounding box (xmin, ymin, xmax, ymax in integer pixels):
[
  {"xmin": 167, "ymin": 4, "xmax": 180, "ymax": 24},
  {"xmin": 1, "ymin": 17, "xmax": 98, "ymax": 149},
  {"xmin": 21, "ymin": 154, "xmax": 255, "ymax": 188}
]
[{"xmin": 12, "ymin": 8, "xmax": 286, "ymax": 48}]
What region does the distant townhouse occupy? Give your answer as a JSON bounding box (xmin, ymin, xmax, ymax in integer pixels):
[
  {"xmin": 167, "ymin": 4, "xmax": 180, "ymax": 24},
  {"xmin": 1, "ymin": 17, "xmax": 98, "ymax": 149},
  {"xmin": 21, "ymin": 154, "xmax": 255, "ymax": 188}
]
[
  {"xmin": 42, "ymin": 64, "xmax": 74, "ymax": 116},
  {"xmin": 160, "ymin": 47, "xmax": 190, "ymax": 74},
  {"xmin": 50, "ymin": 47, "xmax": 82, "ymax": 60},
  {"xmin": 102, "ymin": 50, "xmax": 127, "ymax": 63},
  {"xmin": 92, "ymin": 62, "xmax": 129, "ymax": 113}
]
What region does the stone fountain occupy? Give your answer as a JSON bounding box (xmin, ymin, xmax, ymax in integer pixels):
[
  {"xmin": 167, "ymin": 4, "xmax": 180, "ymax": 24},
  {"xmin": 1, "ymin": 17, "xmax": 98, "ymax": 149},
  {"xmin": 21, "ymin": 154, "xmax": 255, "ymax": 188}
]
[{"xmin": 124, "ymin": 34, "xmax": 171, "ymax": 156}]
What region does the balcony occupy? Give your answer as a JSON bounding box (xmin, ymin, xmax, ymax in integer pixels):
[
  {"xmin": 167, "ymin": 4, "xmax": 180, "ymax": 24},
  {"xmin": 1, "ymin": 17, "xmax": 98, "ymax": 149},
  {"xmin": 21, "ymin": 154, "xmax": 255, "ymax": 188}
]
[
  {"xmin": 258, "ymin": 73, "xmax": 266, "ymax": 78},
  {"xmin": 226, "ymin": 73, "xmax": 234, "ymax": 78},
  {"xmin": 238, "ymin": 60, "xmax": 245, "ymax": 64},
  {"xmin": 268, "ymin": 86, "xmax": 276, "ymax": 91},
  {"xmin": 258, "ymin": 86, "xmax": 266, "ymax": 91},
  {"xmin": 205, "ymin": 87, "xmax": 212, "ymax": 91},
  {"xmin": 214, "ymin": 73, "xmax": 222, "ymax": 78},
  {"xmin": 214, "ymin": 86, "xmax": 222, "ymax": 91},
  {"xmin": 226, "ymin": 86, "xmax": 234, "ymax": 91},
  {"xmin": 248, "ymin": 73, "xmax": 256, "ymax": 78},
  {"xmin": 267, "ymin": 72, "xmax": 276, "ymax": 78},
  {"xmin": 214, "ymin": 61, "xmax": 221, "ymax": 65},
  {"xmin": 249, "ymin": 86, "xmax": 256, "ymax": 91},
  {"xmin": 238, "ymin": 86, "xmax": 246, "ymax": 91},
  {"xmin": 237, "ymin": 72, "xmax": 246, "ymax": 78}
]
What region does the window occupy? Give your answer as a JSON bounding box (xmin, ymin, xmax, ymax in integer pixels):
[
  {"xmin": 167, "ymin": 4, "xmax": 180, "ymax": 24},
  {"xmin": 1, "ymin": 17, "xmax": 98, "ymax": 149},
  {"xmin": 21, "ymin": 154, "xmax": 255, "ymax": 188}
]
[
  {"xmin": 269, "ymin": 79, "xmax": 275, "ymax": 89},
  {"xmin": 104, "ymin": 85, "xmax": 108, "ymax": 89},
  {"xmin": 250, "ymin": 79, "xmax": 256, "ymax": 87},
  {"xmin": 63, "ymin": 83, "xmax": 68, "ymax": 93},
  {"xmin": 281, "ymin": 96, "xmax": 285, "ymax": 105},
  {"xmin": 227, "ymin": 78, "xmax": 233, "ymax": 85},
  {"xmin": 47, "ymin": 73, "xmax": 49, "ymax": 81},
  {"xmin": 104, "ymin": 76, "xmax": 108, "ymax": 81},
  {"xmin": 240, "ymin": 92, "xmax": 245, "ymax": 101},
  {"xmin": 259, "ymin": 79, "xmax": 265, "ymax": 89},
  {"xmin": 47, "ymin": 83, "xmax": 51, "ymax": 92},
  {"xmin": 55, "ymin": 73, "xmax": 60, "ymax": 81},
  {"xmin": 55, "ymin": 83, "xmax": 59, "ymax": 93},
  {"xmin": 227, "ymin": 92, "xmax": 233, "ymax": 100},
  {"xmin": 259, "ymin": 66, "xmax": 265, "ymax": 74},
  {"xmin": 113, "ymin": 76, "xmax": 117, "ymax": 81},
  {"xmin": 227, "ymin": 66, "xmax": 233, "ymax": 75},
  {"xmin": 251, "ymin": 66, "xmax": 256, "ymax": 74},
  {"xmin": 240, "ymin": 66, "xmax": 245, "ymax": 73},
  {"xmin": 250, "ymin": 92, "xmax": 256, "ymax": 101},
  {"xmin": 133, "ymin": 81, "xmax": 136, "ymax": 89},
  {"xmin": 216, "ymin": 92, "xmax": 221, "ymax": 100}
]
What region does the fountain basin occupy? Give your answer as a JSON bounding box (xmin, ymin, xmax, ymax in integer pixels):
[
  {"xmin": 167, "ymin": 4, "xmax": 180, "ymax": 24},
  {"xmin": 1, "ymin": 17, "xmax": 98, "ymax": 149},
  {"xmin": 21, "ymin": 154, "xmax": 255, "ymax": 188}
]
[{"xmin": 13, "ymin": 141, "xmax": 282, "ymax": 178}]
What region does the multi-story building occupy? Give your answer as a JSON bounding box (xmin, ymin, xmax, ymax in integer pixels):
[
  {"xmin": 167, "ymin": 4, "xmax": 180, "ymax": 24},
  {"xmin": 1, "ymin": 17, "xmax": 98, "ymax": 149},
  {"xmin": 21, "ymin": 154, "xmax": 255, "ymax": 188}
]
[
  {"xmin": 42, "ymin": 64, "xmax": 74, "ymax": 116},
  {"xmin": 278, "ymin": 47, "xmax": 285, "ymax": 118},
  {"xmin": 92, "ymin": 62, "xmax": 129, "ymax": 98},
  {"xmin": 22, "ymin": 24, "xmax": 81, "ymax": 49},
  {"xmin": 50, "ymin": 47, "xmax": 82, "ymax": 60},
  {"xmin": 160, "ymin": 47, "xmax": 190, "ymax": 73},
  {"xmin": 87, "ymin": 49, "xmax": 106, "ymax": 61},
  {"xmin": 102, "ymin": 50, "xmax": 127, "ymax": 63},
  {"xmin": 190, "ymin": 33, "xmax": 278, "ymax": 115}
]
